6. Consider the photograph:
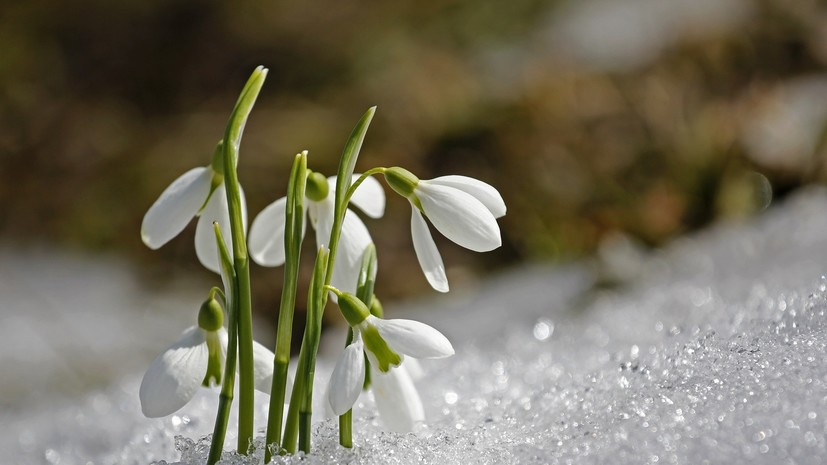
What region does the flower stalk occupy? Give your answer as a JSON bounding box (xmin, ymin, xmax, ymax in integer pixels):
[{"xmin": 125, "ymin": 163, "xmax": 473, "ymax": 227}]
[
  {"xmin": 221, "ymin": 65, "xmax": 267, "ymax": 453},
  {"xmin": 264, "ymin": 151, "xmax": 307, "ymax": 462},
  {"xmin": 282, "ymin": 106, "xmax": 376, "ymax": 452},
  {"xmin": 207, "ymin": 224, "xmax": 238, "ymax": 465}
]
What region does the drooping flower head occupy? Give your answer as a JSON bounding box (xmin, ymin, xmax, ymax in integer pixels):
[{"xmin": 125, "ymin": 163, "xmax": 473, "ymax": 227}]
[
  {"xmin": 138, "ymin": 293, "xmax": 275, "ymax": 418},
  {"xmin": 383, "ymin": 167, "xmax": 506, "ymax": 292},
  {"xmin": 248, "ymin": 172, "xmax": 385, "ymax": 295},
  {"xmin": 140, "ymin": 142, "xmax": 247, "ymax": 273},
  {"xmin": 326, "ymin": 290, "xmax": 453, "ymax": 427}
]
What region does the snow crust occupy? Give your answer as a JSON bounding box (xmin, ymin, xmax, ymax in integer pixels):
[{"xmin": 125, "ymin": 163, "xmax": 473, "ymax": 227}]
[{"xmin": 5, "ymin": 188, "xmax": 827, "ymax": 464}]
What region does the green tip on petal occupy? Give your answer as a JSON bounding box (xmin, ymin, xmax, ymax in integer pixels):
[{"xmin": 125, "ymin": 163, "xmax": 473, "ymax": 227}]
[
  {"xmin": 202, "ymin": 331, "xmax": 224, "ymax": 387},
  {"xmin": 362, "ymin": 324, "xmax": 401, "ymax": 372}
]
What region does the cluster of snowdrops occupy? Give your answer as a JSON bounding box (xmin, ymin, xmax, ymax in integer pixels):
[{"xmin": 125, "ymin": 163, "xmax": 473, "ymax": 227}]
[{"xmin": 137, "ymin": 67, "xmax": 505, "ymax": 464}]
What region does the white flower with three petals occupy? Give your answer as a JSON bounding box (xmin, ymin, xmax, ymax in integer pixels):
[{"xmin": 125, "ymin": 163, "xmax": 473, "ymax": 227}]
[
  {"xmin": 248, "ymin": 174, "xmax": 385, "ymax": 295},
  {"xmin": 138, "ymin": 309, "xmax": 276, "ymax": 418},
  {"xmin": 326, "ymin": 298, "xmax": 453, "ymax": 431},
  {"xmin": 139, "ymin": 296, "xmax": 274, "ymax": 418},
  {"xmin": 141, "ymin": 160, "xmax": 247, "ymax": 274},
  {"xmin": 384, "ymin": 168, "xmax": 506, "ymax": 293}
]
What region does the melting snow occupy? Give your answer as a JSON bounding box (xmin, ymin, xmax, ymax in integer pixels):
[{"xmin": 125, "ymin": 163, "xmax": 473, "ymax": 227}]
[{"xmin": 4, "ymin": 188, "xmax": 827, "ymax": 464}]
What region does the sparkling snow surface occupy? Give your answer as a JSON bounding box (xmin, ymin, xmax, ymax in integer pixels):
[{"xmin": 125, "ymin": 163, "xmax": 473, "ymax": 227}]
[{"xmin": 5, "ymin": 188, "xmax": 827, "ymax": 464}]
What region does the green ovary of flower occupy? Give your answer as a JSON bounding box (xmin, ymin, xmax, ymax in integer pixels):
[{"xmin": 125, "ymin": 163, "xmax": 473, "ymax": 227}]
[
  {"xmin": 384, "ymin": 167, "xmax": 419, "ymax": 199},
  {"xmin": 337, "ymin": 291, "xmax": 371, "ymax": 327},
  {"xmin": 198, "ymin": 297, "xmax": 224, "ymax": 332},
  {"xmin": 305, "ymin": 171, "xmax": 329, "ymax": 202}
]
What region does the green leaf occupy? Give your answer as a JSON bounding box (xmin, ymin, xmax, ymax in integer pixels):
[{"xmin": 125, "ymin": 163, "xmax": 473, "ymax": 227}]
[{"xmin": 334, "ymin": 107, "xmax": 376, "ymax": 216}]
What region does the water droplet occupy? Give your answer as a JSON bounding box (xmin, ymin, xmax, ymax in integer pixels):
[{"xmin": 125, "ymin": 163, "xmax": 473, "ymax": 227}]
[
  {"xmin": 44, "ymin": 449, "xmax": 60, "ymax": 464},
  {"xmin": 532, "ymin": 319, "xmax": 554, "ymax": 341},
  {"xmin": 444, "ymin": 391, "xmax": 458, "ymax": 405}
]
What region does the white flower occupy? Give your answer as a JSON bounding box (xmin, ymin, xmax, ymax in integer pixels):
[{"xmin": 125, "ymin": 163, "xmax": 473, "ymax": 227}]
[
  {"xmin": 138, "ymin": 325, "xmax": 275, "ymax": 418},
  {"xmin": 248, "ymin": 174, "xmax": 384, "ymax": 294},
  {"xmin": 141, "ymin": 165, "xmax": 247, "ymax": 274},
  {"xmin": 326, "ymin": 313, "xmax": 453, "ymax": 424},
  {"xmin": 385, "ymin": 169, "xmax": 505, "ymax": 293}
]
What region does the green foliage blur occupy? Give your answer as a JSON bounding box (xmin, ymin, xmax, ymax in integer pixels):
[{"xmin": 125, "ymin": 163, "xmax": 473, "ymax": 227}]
[{"xmin": 2, "ymin": 0, "xmax": 827, "ymax": 304}]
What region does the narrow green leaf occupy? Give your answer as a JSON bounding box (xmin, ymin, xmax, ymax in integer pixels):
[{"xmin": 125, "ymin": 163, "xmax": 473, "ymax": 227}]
[{"xmin": 334, "ymin": 107, "xmax": 376, "ymax": 215}]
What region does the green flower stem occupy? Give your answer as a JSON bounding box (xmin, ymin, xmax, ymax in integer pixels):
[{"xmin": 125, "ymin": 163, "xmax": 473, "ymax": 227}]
[
  {"xmin": 345, "ymin": 167, "xmax": 387, "ymax": 204},
  {"xmin": 282, "ymin": 247, "xmax": 328, "ymax": 453},
  {"xmin": 222, "ymin": 65, "xmax": 267, "ymax": 454},
  {"xmin": 338, "ymin": 411, "xmax": 353, "ymax": 448},
  {"xmin": 338, "ymin": 327, "xmax": 354, "ymax": 448},
  {"xmin": 208, "ymin": 225, "xmax": 238, "ymax": 465},
  {"xmin": 281, "ymin": 351, "xmax": 305, "ymax": 453},
  {"xmin": 338, "ymin": 244, "xmax": 378, "ymax": 447},
  {"xmin": 300, "ymin": 248, "xmax": 328, "ymax": 453},
  {"xmin": 265, "ymin": 152, "xmax": 308, "ymax": 462},
  {"xmin": 283, "ymin": 107, "xmax": 376, "ymax": 453}
]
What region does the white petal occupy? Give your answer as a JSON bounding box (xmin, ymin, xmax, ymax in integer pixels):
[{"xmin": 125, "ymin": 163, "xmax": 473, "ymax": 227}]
[
  {"xmin": 328, "ymin": 338, "xmax": 366, "ymax": 415},
  {"xmin": 371, "ymin": 315, "xmax": 454, "ymax": 359},
  {"xmin": 416, "ymin": 183, "xmax": 501, "ymax": 252},
  {"xmin": 248, "ymin": 197, "xmax": 288, "ymax": 266},
  {"xmin": 195, "ymin": 185, "xmax": 248, "ymax": 273},
  {"xmin": 252, "ymin": 339, "xmax": 279, "ymax": 394},
  {"xmin": 347, "ymin": 174, "xmax": 385, "ymax": 219},
  {"xmin": 402, "ymin": 357, "xmax": 424, "ymax": 381},
  {"xmin": 329, "ymin": 209, "xmax": 374, "ymax": 295},
  {"xmin": 217, "ymin": 327, "xmax": 229, "ymax": 365},
  {"xmin": 308, "ymin": 197, "xmax": 334, "ymax": 249},
  {"xmin": 371, "ymin": 365, "xmax": 424, "ymax": 433},
  {"xmin": 141, "ymin": 167, "xmax": 212, "ymax": 249},
  {"xmin": 427, "ymin": 175, "xmax": 506, "ymax": 218},
  {"xmin": 410, "ymin": 208, "xmax": 449, "ymax": 292},
  {"xmin": 139, "ymin": 326, "xmax": 209, "ymax": 418}
]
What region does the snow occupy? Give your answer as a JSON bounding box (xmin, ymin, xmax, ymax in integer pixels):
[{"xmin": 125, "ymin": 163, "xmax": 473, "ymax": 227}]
[{"xmin": 4, "ymin": 188, "xmax": 827, "ymax": 464}]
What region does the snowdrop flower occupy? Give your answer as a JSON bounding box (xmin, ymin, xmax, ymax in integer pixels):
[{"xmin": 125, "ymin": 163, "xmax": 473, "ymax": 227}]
[
  {"xmin": 326, "ymin": 291, "xmax": 453, "ymax": 427},
  {"xmin": 140, "ymin": 144, "xmax": 247, "ymax": 273},
  {"xmin": 248, "ymin": 172, "xmax": 385, "ymax": 294},
  {"xmin": 139, "ymin": 296, "xmax": 275, "ymax": 418},
  {"xmin": 383, "ymin": 167, "xmax": 506, "ymax": 293}
]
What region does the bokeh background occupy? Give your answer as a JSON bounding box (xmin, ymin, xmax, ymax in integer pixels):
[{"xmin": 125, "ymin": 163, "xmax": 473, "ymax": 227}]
[{"xmin": 3, "ymin": 0, "xmax": 827, "ymax": 324}]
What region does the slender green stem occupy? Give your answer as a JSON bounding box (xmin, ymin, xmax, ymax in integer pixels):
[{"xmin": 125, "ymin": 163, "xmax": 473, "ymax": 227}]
[
  {"xmin": 301, "ymin": 248, "xmax": 328, "ymax": 453},
  {"xmin": 285, "ymin": 107, "xmax": 376, "ymax": 452},
  {"xmin": 208, "ymin": 225, "xmax": 239, "ymax": 465},
  {"xmin": 338, "ymin": 412, "xmax": 353, "ymax": 448},
  {"xmin": 338, "ymin": 327, "xmax": 355, "ymax": 447},
  {"xmin": 265, "ymin": 152, "xmax": 308, "ymax": 462},
  {"xmin": 283, "ymin": 248, "xmax": 328, "ymax": 453},
  {"xmin": 337, "ymin": 243, "xmax": 378, "ymax": 447},
  {"xmin": 222, "ymin": 66, "xmax": 267, "ymax": 454},
  {"xmin": 281, "ymin": 352, "xmax": 305, "ymax": 453},
  {"xmin": 345, "ymin": 167, "xmax": 387, "ymax": 204}
]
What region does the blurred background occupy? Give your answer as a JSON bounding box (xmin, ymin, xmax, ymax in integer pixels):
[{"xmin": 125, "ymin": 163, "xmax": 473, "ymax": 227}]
[{"xmin": 2, "ymin": 0, "xmax": 827, "ymax": 323}]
